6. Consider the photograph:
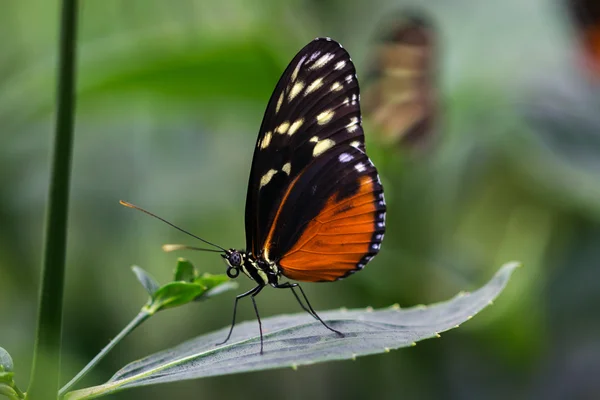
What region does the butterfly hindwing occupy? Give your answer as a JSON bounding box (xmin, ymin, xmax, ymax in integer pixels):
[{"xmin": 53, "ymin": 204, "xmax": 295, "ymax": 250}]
[
  {"xmin": 271, "ymin": 145, "xmax": 385, "ymax": 282},
  {"xmin": 244, "ymin": 38, "xmax": 385, "ymax": 280}
]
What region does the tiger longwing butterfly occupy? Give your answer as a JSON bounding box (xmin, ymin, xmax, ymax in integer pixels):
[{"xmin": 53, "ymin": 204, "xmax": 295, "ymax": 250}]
[
  {"xmin": 363, "ymin": 12, "xmax": 437, "ymax": 147},
  {"xmin": 122, "ymin": 37, "xmax": 386, "ymax": 354},
  {"xmin": 567, "ymin": 0, "xmax": 600, "ymax": 78}
]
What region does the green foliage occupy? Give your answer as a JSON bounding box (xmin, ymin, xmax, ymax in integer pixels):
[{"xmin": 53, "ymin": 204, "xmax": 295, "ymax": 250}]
[
  {"xmin": 62, "ymin": 262, "xmax": 519, "ymax": 400},
  {"xmin": 134, "ymin": 260, "xmax": 238, "ymax": 315},
  {"xmin": 194, "ymin": 274, "xmax": 236, "ymax": 299},
  {"xmin": 0, "ymin": 385, "xmax": 21, "ymax": 400},
  {"xmin": 173, "ymin": 259, "xmax": 195, "ymax": 282},
  {"xmin": 131, "ymin": 267, "xmax": 160, "ymax": 296},
  {"xmin": 0, "ymin": 348, "xmax": 13, "ymax": 373},
  {"xmin": 145, "ymin": 282, "xmax": 207, "ymax": 313},
  {"xmin": 1, "ymin": 1, "xmax": 575, "ymax": 400},
  {"xmin": 59, "ymin": 260, "xmax": 237, "ymax": 398},
  {"xmin": 0, "ymin": 348, "xmax": 24, "ymax": 400},
  {"xmin": 27, "ymin": 1, "xmax": 78, "ymax": 398}
]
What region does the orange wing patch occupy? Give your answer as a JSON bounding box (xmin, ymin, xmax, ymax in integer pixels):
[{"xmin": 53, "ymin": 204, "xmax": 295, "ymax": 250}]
[
  {"xmin": 582, "ymin": 26, "xmax": 600, "ymax": 77},
  {"xmin": 279, "ymin": 176, "xmax": 381, "ymax": 282}
]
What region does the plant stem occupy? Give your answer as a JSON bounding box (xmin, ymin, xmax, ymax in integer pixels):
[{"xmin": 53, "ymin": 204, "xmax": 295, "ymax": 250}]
[
  {"xmin": 58, "ymin": 310, "xmax": 152, "ymax": 398},
  {"xmin": 26, "ymin": 0, "xmax": 79, "ymax": 399}
]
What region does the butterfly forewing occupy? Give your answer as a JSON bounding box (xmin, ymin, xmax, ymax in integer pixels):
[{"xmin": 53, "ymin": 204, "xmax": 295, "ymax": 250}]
[{"xmin": 245, "ymin": 38, "xmax": 385, "ymax": 280}]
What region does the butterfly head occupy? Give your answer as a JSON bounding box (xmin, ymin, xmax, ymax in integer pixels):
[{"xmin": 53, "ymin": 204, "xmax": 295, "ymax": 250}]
[{"xmin": 222, "ymin": 249, "xmax": 244, "ymax": 278}]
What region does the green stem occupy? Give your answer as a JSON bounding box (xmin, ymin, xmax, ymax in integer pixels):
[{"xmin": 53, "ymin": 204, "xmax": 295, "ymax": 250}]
[
  {"xmin": 26, "ymin": 0, "xmax": 79, "ymax": 399},
  {"xmin": 58, "ymin": 311, "xmax": 151, "ymax": 398}
]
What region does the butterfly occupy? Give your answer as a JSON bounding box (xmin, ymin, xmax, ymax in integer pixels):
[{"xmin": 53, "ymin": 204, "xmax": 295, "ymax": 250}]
[
  {"xmin": 122, "ymin": 37, "xmax": 386, "ymax": 354},
  {"xmin": 566, "ymin": 0, "xmax": 600, "ymax": 78},
  {"xmin": 362, "ymin": 12, "xmax": 438, "ymax": 148}
]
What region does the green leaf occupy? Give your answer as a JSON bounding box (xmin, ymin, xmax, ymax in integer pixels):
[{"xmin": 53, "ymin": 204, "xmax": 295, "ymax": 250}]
[
  {"xmin": 0, "ymin": 348, "xmax": 22, "ymax": 399},
  {"xmin": 193, "ymin": 273, "xmax": 229, "ymax": 291},
  {"xmin": 199, "ymin": 281, "xmax": 239, "ymax": 301},
  {"xmin": 145, "ymin": 274, "xmax": 238, "ymax": 313},
  {"xmin": 146, "ymin": 282, "xmax": 206, "ymax": 313},
  {"xmin": 0, "ymin": 348, "xmax": 13, "ymax": 373},
  {"xmin": 193, "ymin": 273, "xmax": 238, "ymax": 301},
  {"xmin": 80, "ymin": 40, "xmax": 280, "ymax": 103},
  {"xmin": 0, "ymin": 372, "xmax": 14, "ymax": 385},
  {"xmin": 0, "ymin": 384, "xmax": 19, "ymax": 400},
  {"xmin": 174, "ymin": 258, "xmax": 196, "ymax": 282},
  {"xmin": 64, "ymin": 262, "xmax": 520, "ymax": 400},
  {"xmin": 131, "ymin": 266, "xmax": 160, "ymax": 296}
]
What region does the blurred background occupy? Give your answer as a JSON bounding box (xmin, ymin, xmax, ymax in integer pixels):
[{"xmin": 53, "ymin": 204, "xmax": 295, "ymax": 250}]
[{"xmin": 1, "ymin": 0, "xmax": 600, "ymax": 399}]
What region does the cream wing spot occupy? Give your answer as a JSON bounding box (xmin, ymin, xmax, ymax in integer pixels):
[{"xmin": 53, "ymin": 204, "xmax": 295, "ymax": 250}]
[
  {"xmin": 276, "ymin": 121, "xmax": 290, "ymax": 134},
  {"xmin": 305, "ymin": 78, "xmax": 323, "ymax": 95},
  {"xmin": 334, "ymin": 60, "xmax": 346, "ymax": 70},
  {"xmin": 260, "ymin": 131, "xmax": 272, "ymax": 149},
  {"xmin": 310, "ymin": 136, "xmax": 319, "ymax": 143},
  {"xmin": 260, "ymin": 169, "xmax": 278, "ymax": 188},
  {"xmin": 282, "ymin": 162, "xmax": 291, "ymax": 175},
  {"xmin": 330, "ymin": 82, "xmax": 342, "ymax": 92},
  {"xmin": 346, "ymin": 117, "xmax": 359, "ymax": 133},
  {"xmin": 287, "ymin": 118, "xmax": 304, "ymax": 136},
  {"xmin": 350, "ymin": 140, "xmax": 361, "ymax": 148},
  {"xmin": 355, "ymin": 162, "xmax": 366, "ymax": 173},
  {"xmin": 309, "ymin": 53, "xmax": 334, "ymax": 70},
  {"xmin": 276, "ymin": 92, "xmax": 284, "ymax": 114},
  {"xmin": 316, "ymin": 109, "xmax": 335, "ymax": 125},
  {"xmin": 288, "ymin": 81, "xmax": 305, "ymax": 101},
  {"xmin": 290, "ymin": 55, "xmax": 306, "ymax": 82},
  {"xmin": 313, "ymin": 139, "xmax": 335, "ymax": 157}
]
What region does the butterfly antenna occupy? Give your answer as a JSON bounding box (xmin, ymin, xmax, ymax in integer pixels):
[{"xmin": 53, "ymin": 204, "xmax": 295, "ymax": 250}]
[
  {"xmin": 162, "ymin": 244, "xmax": 223, "ymax": 253},
  {"xmin": 120, "ymin": 200, "xmax": 227, "ymax": 252}
]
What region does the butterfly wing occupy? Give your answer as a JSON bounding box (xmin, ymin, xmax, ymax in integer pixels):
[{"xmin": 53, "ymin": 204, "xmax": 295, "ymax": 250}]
[
  {"xmin": 362, "ymin": 13, "xmax": 437, "ymax": 146},
  {"xmin": 268, "ymin": 145, "xmax": 385, "ymax": 282},
  {"xmin": 244, "ymin": 38, "xmax": 385, "ymax": 281},
  {"xmin": 567, "ymin": 0, "xmax": 600, "ymax": 78}
]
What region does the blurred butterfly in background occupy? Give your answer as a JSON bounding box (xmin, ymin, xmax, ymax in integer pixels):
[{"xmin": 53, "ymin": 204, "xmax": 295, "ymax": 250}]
[
  {"xmin": 362, "ymin": 12, "xmax": 438, "ymax": 149},
  {"xmin": 122, "ymin": 37, "xmax": 386, "ymax": 354},
  {"xmin": 566, "ymin": 0, "xmax": 600, "ymax": 79}
]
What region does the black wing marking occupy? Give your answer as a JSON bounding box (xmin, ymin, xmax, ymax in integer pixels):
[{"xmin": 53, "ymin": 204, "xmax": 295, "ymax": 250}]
[{"xmin": 245, "ymin": 38, "xmax": 367, "ymax": 255}]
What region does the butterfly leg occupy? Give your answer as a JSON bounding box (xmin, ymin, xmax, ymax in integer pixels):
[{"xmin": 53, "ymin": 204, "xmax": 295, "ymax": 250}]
[
  {"xmin": 217, "ymin": 285, "xmax": 263, "ymax": 347},
  {"xmin": 274, "ymin": 282, "xmax": 319, "ymax": 321},
  {"xmin": 250, "ymin": 286, "xmax": 265, "ymax": 354},
  {"xmin": 274, "ymin": 282, "xmax": 344, "ymax": 337}
]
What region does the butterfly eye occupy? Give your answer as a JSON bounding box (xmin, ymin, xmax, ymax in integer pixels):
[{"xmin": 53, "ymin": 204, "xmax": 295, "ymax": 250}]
[{"xmin": 228, "ymin": 250, "xmax": 243, "ymax": 267}]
